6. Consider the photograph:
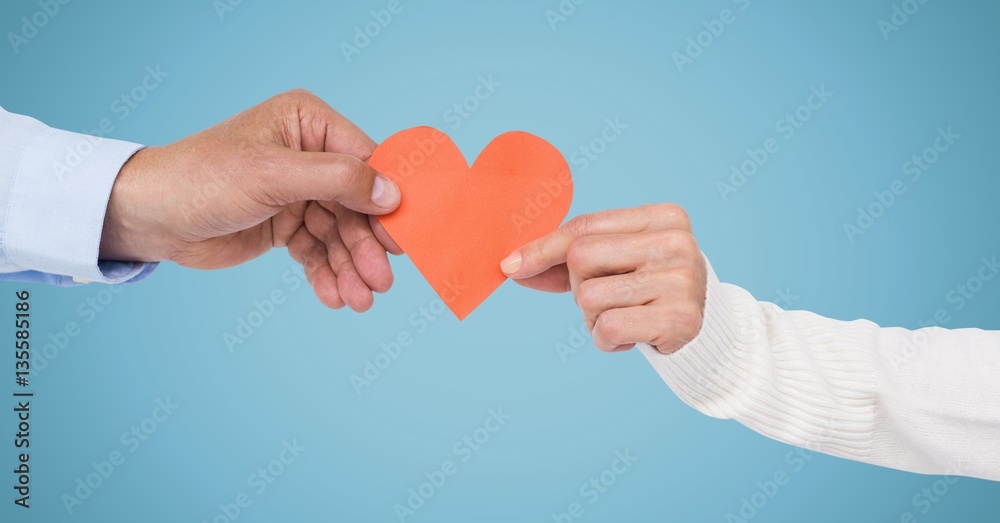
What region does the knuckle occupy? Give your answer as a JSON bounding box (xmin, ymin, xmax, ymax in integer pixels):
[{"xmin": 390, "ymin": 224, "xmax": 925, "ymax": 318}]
[
  {"xmin": 303, "ymin": 245, "xmax": 327, "ymax": 273},
  {"xmin": 652, "ymin": 337, "xmax": 684, "ymax": 355},
  {"xmin": 565, "ymin": 238, "xmax": 591, "ymax": 269},
  {"xmin": 564, "ymin": 213, "xmax": 593, "ymax": 237},
  {"xmin": 345, "ymin": 232, "xmax": 378, "ymax": 254},
  {"xmin": 649, "ymin": 323, "xmax": 678, "ymax": 353},
  {"xmin": 324, "ymin": 216, "xmax": 341, "ymax": 246},
  {"xmin": 668, "ymin": 203, "xmax": 691, "ymax": 224},
  {"xmin": 653, "ymin": 203, "xmax": 690, "ymax": 229},
  {"xmin": 649, "ymin": 303, "xmax": 702, "ymax": 353},
  {"xmin": 331, "ymin": 155, "xmax": 373, "ymax": 187},
  {"xmin": 521, "ymin": 241, "xmax": 544, "ymax": 270},
  {"xmin": 282, "ymin": 88, "xmax": 317, "ymax": 102},
  {"xmin": 622, "ymin": 272, "xmax": 645, "ymax": 296},
  {"xmin": 330, "ymin": 153, "xmax": 361, "ymax": 174},
  {"xmin": 332, "ymin": 256, "xmax": 354, "ymax": 276},
  {"xmin": 657, "ymin": 229, "xmax": 699, "ymax": 259},
  {"xmin": 266, "ymin": 89, "xmax": 315, "ymax": 114},
  {"xmin": 593, "ymin": 312, "xmax": 621, "ymax": 344},
  {"xmin": 663, "ymin": 266, "xmax": 700, "ymax": 294},
  {"xmin": 660, "ymin": 270, "xmax": 690, "ymax": 293},
  {"xmin": 674, "ymin": 302, "xmax": 705, "ymax": 339},
  {"xmin": 576, "ymin": 279, "xmax": 602, "ymax": 311}
]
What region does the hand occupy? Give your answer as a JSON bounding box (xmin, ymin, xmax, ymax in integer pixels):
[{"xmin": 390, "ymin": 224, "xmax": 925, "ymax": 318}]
[
  {"xmin": 99, "ymin": 89, "xmax": 403, "ymax": 311},
  {"xmin": 500, "ymin": 204, "xmax": 707, "ymax": 354}
]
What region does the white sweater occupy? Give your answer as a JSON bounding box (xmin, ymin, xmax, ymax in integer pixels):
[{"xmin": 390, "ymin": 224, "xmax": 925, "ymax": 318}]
[{"xmin": 640, "ymin": 259, "xmax": 1000, "ymax": 481}]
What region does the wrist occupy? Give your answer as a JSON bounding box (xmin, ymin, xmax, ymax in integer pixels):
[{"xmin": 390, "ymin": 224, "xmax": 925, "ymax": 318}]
[{"xmin": 99, "ymin": 147, "xmax": 173, "ymax": 262}]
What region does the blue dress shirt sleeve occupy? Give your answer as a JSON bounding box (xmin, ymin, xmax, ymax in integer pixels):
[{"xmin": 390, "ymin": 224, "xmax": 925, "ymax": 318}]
[{"xmin": 0, "ymin": 107, "xmax": 157, "ymax": 287}]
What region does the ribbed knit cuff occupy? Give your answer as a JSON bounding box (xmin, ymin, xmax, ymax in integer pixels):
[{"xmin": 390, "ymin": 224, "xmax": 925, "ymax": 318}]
[
  {"xmin": 639, "ymin": 256, "xmax": 878, "ymax": 461},
  {"xmin": 639, "ymin": 257, "xmax": 742, "ymax": 419}
]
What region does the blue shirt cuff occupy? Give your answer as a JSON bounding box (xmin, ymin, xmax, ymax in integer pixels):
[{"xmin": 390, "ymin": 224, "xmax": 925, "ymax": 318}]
[{"xmin": 0, "ymin": 109, "xmax": 155, "ymax": 285}]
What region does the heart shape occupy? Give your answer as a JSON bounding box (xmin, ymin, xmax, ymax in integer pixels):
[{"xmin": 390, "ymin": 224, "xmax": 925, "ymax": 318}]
[{"xmin": 369, "ymin": 127, "xmax": 573, "ymax": 320}]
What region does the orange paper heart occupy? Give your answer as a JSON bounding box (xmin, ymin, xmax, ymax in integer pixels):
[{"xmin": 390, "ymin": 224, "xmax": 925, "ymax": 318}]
[{"xmin": 369, "ymin": 127, "xmax": 573, "ymax": 320}]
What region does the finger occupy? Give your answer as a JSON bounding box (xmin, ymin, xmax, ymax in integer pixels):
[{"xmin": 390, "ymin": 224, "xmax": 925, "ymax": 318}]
[
  {"xmin": 564, "ymin": 233, "xmax": 649, "ymax": 294},
  {"xmin": 593, "ymin": 304, "xmax": 700, "ymax": 355},
  {"xmin": 310, "ymin": 107, "xmax": 377, "ymax": 159},
  {"xmin": 565, "ymin": 230, "xmax": 697, "ymax": 292},
  {"xmin": 369, "ymin": 215, "xmax": 403, "ymax": 255},
  {"xmin": 304, "ymin": 203, "xmax": 374, "ymax": 312},
  {"xmin": 576, "ymin": 272, "xmax": 663, "ymax": 330},
  {"xmin": 334, "ymin": 206, "xmax": 393, "ymax": 293},
  {"xmin": 274, "ymin": 89, "xmax": 377, "ymax": 160},
  {"xmin": 591, "ymin": 306, "xmax": 659, "ymax": 352},
  {"xmin": 511, "ymin": 264, "xmax": 570, "ymax": 293},
  {"xmin": 267, "ymin": 148, "xmax": 400, "ymax": 214},
  {"xmin": 270, "ymin": 201, "xmax": 307, "ymax": 248},
  {"xmin": 287, "ymin": 226, "xmax": 344, "ymax": 309},
  {"xmin": 501, "ymin": 204, "xmax": 692, "ymax": 279}
]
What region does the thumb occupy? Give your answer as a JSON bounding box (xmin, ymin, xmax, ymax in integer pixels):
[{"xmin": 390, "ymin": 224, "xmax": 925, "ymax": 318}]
[{"xmin": 268, "ymin": 148, "xmax": 401, "ymax": 214}]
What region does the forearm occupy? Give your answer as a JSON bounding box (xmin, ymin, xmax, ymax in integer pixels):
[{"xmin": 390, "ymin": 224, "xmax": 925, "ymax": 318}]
[{"xmin": 640, "ymin": 258, "xmax": 1000, "ymax": 481}]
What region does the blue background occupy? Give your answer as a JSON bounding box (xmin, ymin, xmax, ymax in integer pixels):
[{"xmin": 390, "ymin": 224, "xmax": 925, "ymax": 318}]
[{"xmin": 2, "ymin": 0, "xmax": 999, "ymax": 521}]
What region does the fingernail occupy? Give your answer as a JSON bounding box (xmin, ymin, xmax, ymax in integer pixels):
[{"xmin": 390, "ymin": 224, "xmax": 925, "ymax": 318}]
[
  {"xmin": 371, "ymin": 175, "xmax": 400, "ymax": 209},
  {"xmin": 500, "ymin": 252, "xmax": 522, "ymax": 275}
]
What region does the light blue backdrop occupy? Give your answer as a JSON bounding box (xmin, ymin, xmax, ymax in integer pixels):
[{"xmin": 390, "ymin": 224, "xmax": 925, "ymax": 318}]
[{"xmin": 2, "ymin": 1, "xmax": 998, "ymax": 522}]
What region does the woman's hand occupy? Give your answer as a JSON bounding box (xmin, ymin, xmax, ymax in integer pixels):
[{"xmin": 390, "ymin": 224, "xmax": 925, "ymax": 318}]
[{"xmin": 501, "ymin": 204, "xmax": 707, "ymax": 354}]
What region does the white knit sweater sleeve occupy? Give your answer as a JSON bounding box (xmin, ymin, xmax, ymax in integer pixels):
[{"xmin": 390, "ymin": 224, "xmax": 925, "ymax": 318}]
[{"xmin": 639, "ymin": 258, "xmax": 1000, "ymax": 481}]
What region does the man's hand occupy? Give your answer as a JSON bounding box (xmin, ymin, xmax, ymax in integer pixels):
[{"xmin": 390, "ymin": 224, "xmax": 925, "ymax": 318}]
[
  {"xmin": 99, "ymin": 89, "xmax": 403, "ymax": 311},
  {"xmin": 500, "ymin": 204, "xmax": 707, "ymax": 354}
]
